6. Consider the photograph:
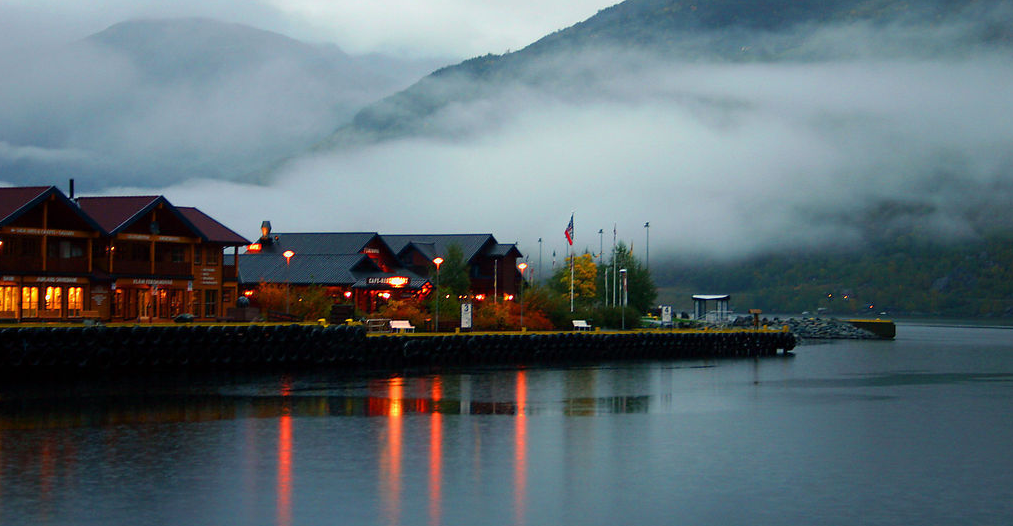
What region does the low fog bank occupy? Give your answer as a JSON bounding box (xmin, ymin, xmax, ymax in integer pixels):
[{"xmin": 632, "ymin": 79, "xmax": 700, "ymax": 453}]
[
  {"xmin": 0, "ymin": 18, "xmax": 447, "ymax": 191},
  {"xmin": 7, "ymin": 12, "xmax": 1012, "ymax": 263},
  {"xmin": 117, "ymin": 51, "xmax": 1013, "ymax": 263}
]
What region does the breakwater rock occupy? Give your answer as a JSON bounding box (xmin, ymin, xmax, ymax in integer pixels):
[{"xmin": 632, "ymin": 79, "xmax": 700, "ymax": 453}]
[
  {"xmin": 0, "ymin": 325, "xmax": 796, "ymax": 373},
  {"xmin": 773, "ymin": 317, "xmax": 878, "ymax": 341}
]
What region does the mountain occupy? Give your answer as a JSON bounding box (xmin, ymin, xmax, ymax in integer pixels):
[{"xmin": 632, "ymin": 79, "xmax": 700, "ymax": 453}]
[
  {"xmin": 321, "ymin": 0, "xmax": 1013, "ymax": 147},
  {"xmin": 0, "ymin": 18, "xmax": 446, "ymax": 190}
]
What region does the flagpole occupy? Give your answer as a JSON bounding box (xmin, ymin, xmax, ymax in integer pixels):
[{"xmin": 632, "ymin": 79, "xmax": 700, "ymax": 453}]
[
  {"xmin": 612, "ymin": 223, "xmax": 617, "ymax": 307},
  {"xmin": 569, "ymin": 212, "xmax": 575, "ymax": 313}
]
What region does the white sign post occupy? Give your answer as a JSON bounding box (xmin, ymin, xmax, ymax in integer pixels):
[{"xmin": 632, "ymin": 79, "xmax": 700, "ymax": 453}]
[
  {"xmin": 661, "ymin": 305, "xmax": 672, "ymax": 325},
  {"xmin": 461, "ymin": 302, "xmax": 473, "ymax": 330}
]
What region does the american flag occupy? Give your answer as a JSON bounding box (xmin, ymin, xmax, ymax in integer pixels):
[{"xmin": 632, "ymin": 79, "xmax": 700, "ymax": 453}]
[{"xmin": 564, "ymin": 214, "xmax": 574, "ymax": 245}]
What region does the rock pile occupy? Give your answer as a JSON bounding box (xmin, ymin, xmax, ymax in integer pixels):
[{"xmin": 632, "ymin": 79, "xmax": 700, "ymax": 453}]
[{"xmin": 773, "ymin": 317, "xmax": 876, "ymax": 341}]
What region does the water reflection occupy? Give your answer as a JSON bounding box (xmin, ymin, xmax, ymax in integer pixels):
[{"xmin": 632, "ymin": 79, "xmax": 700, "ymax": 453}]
[
  {"xmin": 381, "ymin": 377, "xmax": 404, "ymax": 526},
  {"xmin": 278, "ymin": 376, "xmax": 293, "ymax": 526},
  {"xmin": 514, "ymin": 370, "xmax": 527, "ymax": 526},
  {"xmin": 429, "ymin": 377, "xmax": 443, "ymax": 526},
  {"xmin": 0, "ymin": 376, "xmax": 659, "ymax": 431}
]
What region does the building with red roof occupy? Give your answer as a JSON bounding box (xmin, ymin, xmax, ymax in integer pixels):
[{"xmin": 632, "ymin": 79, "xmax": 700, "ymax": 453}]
[{"xmin": 0, "ymin": 184, "xmax": 248, "ymax": 322}]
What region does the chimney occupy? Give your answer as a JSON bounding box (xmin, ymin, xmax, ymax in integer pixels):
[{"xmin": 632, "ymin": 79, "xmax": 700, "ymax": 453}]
[
  {"xmin": 260, "ymin": 221, "xmax": 272, "ymax": 244},
  {"xmin": 69, "ymin": 179, "xmax": 75, "ymax": 200}
]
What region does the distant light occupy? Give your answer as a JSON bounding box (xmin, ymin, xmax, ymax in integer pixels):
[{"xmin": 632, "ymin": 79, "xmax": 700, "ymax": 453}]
[
  {"xmin": 246, "ymin": 243, "xmax": 262, "ymax": 253},
  {"xmin": 243, "ymin": 290, "xmax": 254, "ymax": 297},
  {"xmin": 518, "ymin": 262, "xmax": 528, "ymax": 272},
  {"xmin": 344, "ymin": 291, "xmax": 353, "ymax": 299},
  {"xmin": 475, "ymin": 294, "xmax": 485, "ymax": 301},
  {"xmin": 282, "ymin": 250, "xmax": 295, "ymax": 259},
  {"xmin": 505, "ymin": 294, "xmax": 514, "ymax": 301},
  {"xmin": 380, "ymin": 292, "xmax": 391, "ymax": 299},
  {"xmin": 433, "ymin": 257, "xmax": 444, "ymax": 268}
]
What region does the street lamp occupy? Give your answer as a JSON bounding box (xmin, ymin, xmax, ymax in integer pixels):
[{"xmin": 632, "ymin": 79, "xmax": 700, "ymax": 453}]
[
  {"xmin": 644, "ymin": 221, "xmax": 650, "ymax": 273},
  {"xmin": 619, "ymin": 268, "xmax": 628, "ymax": 330},
  {"xmin": 517, "ymin": 262, "xmax": 528, "ymax": 329},
  {"xmin": 283, "ymin": 250, "xmax": 295, "ymax": 314},
  {"xmin": 433, "ymin": 257, "xmax": 444, "ymax": 332}
]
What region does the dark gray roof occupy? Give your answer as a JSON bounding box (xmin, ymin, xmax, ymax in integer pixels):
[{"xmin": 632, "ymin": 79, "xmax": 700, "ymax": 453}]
[
  {"xmin": 488, "ymin": 243, "xmax": 522, "ymax": 258},
  {"xmin": 238, "ymin": 253, "xmax": 378, "ymax": 285},
  {"xmin": 253, "ymin": 232, "xmax": 385, "ymax": 256},
  {"xmin": 383, "ymin": 234, "xmax": 521, "ymax": 263}
]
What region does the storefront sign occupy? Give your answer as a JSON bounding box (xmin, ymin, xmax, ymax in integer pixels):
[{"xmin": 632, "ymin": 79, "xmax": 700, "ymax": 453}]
[
  {"xmin": 129, "ymin": 278, "xmax": 174, "ymax": 286},
  {"xmin": 199, "ymin": 267, "xmax": 219, "ymax": 286},
  {"xmin": 365, "ymin": 276, "xmax": 410, "ymax": 287},
  {"xmin": 362, "ymin": 248, "xmax": 380, "ymax": 254},
  {"xmin": 2, "ymin": 226, "xmax": 88, "ymax": 237},
  {"xmin": 118, "ymin": 233, "xmax": 191, "ymax": 243},
  {"xmin": 27, "ymin": 276, "xmax": 87, "ymax": 284}
]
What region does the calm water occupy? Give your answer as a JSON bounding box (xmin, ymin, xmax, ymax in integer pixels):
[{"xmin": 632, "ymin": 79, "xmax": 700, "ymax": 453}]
[{"xmin": 1, "ymin": 324, "xmax": 1012, "ymax": 526}]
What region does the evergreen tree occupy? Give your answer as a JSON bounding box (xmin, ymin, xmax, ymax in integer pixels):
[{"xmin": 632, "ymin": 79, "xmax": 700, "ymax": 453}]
[{"xmin": 599, "ymin": 241, "xmax": 657, "ymax": 312}]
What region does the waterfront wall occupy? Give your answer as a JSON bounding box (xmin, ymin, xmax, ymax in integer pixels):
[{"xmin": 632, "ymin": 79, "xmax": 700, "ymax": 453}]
[{"xmin": 0, "ymin": 324, "xmax": 796, "ymax": 372}]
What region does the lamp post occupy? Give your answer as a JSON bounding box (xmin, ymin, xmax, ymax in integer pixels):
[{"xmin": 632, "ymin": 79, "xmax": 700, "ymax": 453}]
[
  {"xmin": 644, "ymin": 221, "xmax": 650, "ymax": 272},
  {"xmin": 433, "ymin": 257, "xmax": 443, "ymax": 332},
  {"xmin": 619, "ymin": 268, "xmax": 628, "ymax": 330},
  {"xmin": 283, "ymin": 250, "xmax": 295, "ymax": 314},
  {"xmin": 517, "ymin": 262, "xmax": 528, "ymax": 329},
  {"xmin": 598, "ymin": 228, "xmax": 604, "ymax": 306},
  {"xmin": 538, "ymin": 238, "xmax": 542, "ymax": 284}
]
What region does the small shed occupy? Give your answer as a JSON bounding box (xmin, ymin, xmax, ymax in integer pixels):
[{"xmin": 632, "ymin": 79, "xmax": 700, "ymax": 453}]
[{"xmin": 693, "ymin": 294, "xmax": 731, "ymax": 322}]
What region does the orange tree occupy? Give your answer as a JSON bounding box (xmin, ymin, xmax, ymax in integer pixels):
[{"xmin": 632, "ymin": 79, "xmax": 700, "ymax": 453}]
[
  {"xmin": 251, "ymin": 281, "xmax": 333, "ymax": 320},
  {"xmin": 473, "ymin": 298, "xmax": 554, "ymax": 331},
  {"xmin": 552, "ymin": 252, "xmax": 598, "ymax": 308}
]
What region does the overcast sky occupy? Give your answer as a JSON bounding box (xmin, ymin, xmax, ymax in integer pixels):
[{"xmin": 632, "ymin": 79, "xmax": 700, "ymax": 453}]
[
  {"xmin": 1, "ymin": 0, "xmax": 615, "ymax": 58},
  {"xmin": 4, "ymin": 1, "xmax": 1011, "ymax": 263}
]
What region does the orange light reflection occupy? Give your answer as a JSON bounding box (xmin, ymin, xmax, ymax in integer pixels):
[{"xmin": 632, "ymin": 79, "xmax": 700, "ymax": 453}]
[
  {"xmin": 382, "ymin": 378, "xmax": 404, "ymax": 526},
  {"xmin": 515, "ymin": 370, "xmax": 528, "ymax": 526},
  {"xmin": 278, "ymin": 376, "xmax": 293, "ymax": 526},
  {"xmin": 429, "ymin": 378, "xmax": 443, "ymax": 526}
]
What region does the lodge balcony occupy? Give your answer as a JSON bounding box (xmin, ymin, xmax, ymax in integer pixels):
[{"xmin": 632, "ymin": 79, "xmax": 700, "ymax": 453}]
[
  {"xmin": 0, "ymin": 255, "xmax": 89, "ymax": 274},
  {"xmin": 91, "ymin": 258, "xmax": 193, "ymax": 277}
]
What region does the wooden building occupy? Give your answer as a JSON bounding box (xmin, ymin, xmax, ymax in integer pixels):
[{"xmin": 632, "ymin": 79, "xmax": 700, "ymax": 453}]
[
  {"xmin": 239, "ymin": 225, "xmax": 523, "ymax": 314},
  {"xmin": 0, "ymin": 186, "xmax": 248, "ymax": 322}
]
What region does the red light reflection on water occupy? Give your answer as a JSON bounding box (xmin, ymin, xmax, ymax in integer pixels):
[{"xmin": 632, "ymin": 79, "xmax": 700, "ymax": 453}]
[
  {"xmin": 277, "ymin": 376, "xmax": 293, "ymax": 526},
  {"xmin": 515, "ymin": 370, "xmax": 528, "ymax": 526},
  {"xmin": 429, "ymin": 377, "xmax": 443, "ymax": 526},
  {"xmin": 381, "ymin": 378, "xmax": 404, "ymax": 526}
]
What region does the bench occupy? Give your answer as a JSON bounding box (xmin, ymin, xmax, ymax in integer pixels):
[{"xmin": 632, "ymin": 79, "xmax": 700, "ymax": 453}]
[
  {"xmin": 366, "ymin": 318, "xmax": 392, "ymax": 333},
  {"xmin": 390, "ymin": 320, "xmax": 415, "ymax": 333},
  {"xmin": 572, "ymin": 319, "xmax": 591, "ymax": 331}
]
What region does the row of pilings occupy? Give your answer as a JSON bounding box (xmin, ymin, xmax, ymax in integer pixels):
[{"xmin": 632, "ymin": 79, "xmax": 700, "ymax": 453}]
[{"xmin": 0, "ymin": 324, "xmax": 796, "ymax": 373}]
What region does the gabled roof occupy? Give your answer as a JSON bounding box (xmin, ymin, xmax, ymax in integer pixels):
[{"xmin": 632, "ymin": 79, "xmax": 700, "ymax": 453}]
[
  {"xmin": 254, "ymin": 232, "xmax": 387, "ymax": 255},
  {"xmin": 382, "ymin": 234, "xmax": 510, "ymax": 263},
  {"xmin": 238, "ymin": 253, "xmax": 380, "ymax": 285},
  {"xmin": 0, "ymin": 186, "xmax": 103, "ymax": 232},
  {"xmin": 76, "ymin": 195, "xmax": 164, "ymax": 234},
  {"xmin": 177, "ymin": 207, "xmax": 249, "ymax": 246},
  {"xmin": 0, "ymin": 186, "xmax": 51, "ymax": 224},
  {"xmin": 488, "ymin": 243, "xmax": 523, "ymax": 258},
  {"xmin": 77, "ymin": 195, "xmax": 212, "ymax": 240}
]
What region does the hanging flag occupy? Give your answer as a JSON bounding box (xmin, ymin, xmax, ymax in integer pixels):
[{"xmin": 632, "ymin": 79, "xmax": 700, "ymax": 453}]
[{"xmin": 564, "ymin": 214, "xmax": 574, "ymax": 246}]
